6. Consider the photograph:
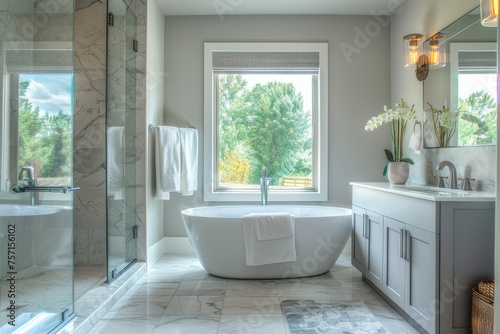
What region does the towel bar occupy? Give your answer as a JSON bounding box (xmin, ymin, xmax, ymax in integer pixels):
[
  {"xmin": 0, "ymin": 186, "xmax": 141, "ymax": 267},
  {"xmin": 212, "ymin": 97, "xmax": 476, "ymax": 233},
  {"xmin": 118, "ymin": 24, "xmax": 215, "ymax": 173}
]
[{"xmin": 148, "ymin": 124, "xmax": 195, "ymax": 133}]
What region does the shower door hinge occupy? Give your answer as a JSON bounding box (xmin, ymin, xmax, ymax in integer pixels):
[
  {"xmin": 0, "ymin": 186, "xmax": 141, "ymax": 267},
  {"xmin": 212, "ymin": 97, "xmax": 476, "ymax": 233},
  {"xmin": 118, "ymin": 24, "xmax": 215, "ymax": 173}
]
[
  {"xmin": 108, "ymin": 12, "xmax": 114, "ymax": 26},
  {"xmin": 133, "ymin": 39, "xmax": 138, "ymax": 52},
  {"xmin": 61, "ymin": 309, "xmax": 72, "ymax": 321},
  {"xmin": 133, "ymin": 225, "xmax": 138, "ymax": 239}
]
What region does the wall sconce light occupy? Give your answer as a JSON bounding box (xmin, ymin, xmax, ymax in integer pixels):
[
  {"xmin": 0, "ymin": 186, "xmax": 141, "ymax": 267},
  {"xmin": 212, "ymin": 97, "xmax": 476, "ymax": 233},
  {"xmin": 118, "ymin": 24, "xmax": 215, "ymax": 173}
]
[
  {"xmin": 428, "ymin": 33, "xmax": 446, "ymax": 68},
  {"xmin": 481, "ymin": 0, "xmax": 498, "ymax": 27},
  {"xmin": 403, "ymin": 33, "xmax": 447, "ymax": 81},
  {"xmin": 403, "ymin": 33, "xmax": 429, "ymax": 81}
]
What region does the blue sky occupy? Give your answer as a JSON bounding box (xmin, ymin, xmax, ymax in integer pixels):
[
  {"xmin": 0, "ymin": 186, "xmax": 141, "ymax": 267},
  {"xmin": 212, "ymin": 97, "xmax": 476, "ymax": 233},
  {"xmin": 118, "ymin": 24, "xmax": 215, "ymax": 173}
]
[
  {"xmin": 20, "ymin": 73, "xmax": 73, "ymax": 115},
  {"xmin": 459, "ymin": 73, "xmax": 496, "ymax": 101}
]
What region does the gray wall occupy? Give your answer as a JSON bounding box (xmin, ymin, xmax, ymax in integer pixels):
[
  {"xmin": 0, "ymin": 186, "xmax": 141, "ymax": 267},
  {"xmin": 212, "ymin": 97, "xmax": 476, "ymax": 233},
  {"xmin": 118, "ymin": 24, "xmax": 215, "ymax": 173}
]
[
  {"xmin": 146, "ymin": 0, "xmax": 165, "ymax": 250},
  {"xmin": 163, "ymin": 15, "xmax": 391, "ymax": 236}
]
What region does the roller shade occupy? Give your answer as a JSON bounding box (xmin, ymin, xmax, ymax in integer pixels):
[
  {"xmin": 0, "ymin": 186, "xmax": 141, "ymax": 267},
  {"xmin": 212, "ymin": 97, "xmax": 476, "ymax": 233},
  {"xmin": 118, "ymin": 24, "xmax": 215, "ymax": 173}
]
[
  {"xmin": 213, "ymin": 51, "xmax": 320, "ymax": 74},
  {"xmin": 458, "ymin": 50, "xmax": 497, "ymax": 71}
]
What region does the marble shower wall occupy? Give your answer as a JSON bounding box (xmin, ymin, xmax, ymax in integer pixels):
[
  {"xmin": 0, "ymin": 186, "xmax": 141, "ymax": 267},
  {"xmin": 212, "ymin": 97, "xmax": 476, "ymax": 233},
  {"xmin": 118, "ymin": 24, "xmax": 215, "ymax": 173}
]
[
  {"xmin": 74, "ymin": 0, "xmax": 108, "ymax": 266},
  {"xmin": 74, "ymin": 0, "xmax": 147, "ymax": 267}
]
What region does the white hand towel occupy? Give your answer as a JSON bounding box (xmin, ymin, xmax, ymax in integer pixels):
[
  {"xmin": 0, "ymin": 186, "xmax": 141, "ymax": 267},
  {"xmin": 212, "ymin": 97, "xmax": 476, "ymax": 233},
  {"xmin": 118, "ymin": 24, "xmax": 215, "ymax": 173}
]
[
  {"xmin": 243, "ymin": 213, "xmax": 296, "ymax": 266},
  {"xmin": 250, "ymin": 213, "xmax": 294, "ymax": 240},
  {"xmin": 178, "ymin": 128, "xmax": 198, "ymax": 196},
  {"xmin": 107, "ymin": 126, "xmax": 124, "ymax": 199},
  {"xmin": 155, "ymin": 126, "xmax": 181, "ymax": 200}
]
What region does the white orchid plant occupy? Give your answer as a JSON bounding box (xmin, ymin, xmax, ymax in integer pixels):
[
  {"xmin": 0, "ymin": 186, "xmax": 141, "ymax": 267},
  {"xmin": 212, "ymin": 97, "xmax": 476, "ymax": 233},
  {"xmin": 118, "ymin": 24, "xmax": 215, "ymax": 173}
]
[
  {"xmin": 425, "ymin": 102, "xmax": 462, "ymax": 147},
  {"xmin": 365, "ymin": 98, "xmax": 416, "ymax": 176}
]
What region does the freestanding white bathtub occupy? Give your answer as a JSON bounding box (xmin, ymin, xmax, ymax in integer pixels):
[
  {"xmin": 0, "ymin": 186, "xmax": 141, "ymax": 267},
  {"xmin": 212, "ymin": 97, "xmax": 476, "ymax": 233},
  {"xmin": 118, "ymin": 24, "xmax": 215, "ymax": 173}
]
[{"xmin": 180, "ymin": 205, "xmax": 352, "ymax": 279}]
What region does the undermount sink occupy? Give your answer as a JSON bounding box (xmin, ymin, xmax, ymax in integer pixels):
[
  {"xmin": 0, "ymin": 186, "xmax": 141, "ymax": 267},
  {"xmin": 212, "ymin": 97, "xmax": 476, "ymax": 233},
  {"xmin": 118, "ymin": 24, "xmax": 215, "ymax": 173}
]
[
  {"xmin": 0, "ymin": 204, "xmax": 63, "ymax": 217},
  {"xmin": 390, "ymin": 185, "xmax": 470, "ymax": 197}
]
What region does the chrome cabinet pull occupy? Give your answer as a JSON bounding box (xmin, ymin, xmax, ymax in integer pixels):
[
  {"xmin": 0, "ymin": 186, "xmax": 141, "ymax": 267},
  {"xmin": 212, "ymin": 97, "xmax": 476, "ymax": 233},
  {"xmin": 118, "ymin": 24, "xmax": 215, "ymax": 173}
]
[
  {"xmin": 399, "ymin": 228, "xmax": 404, "ymax": 259},
  {"xmin": 366, "ymin": 216, "xmax": 370, "ymax": 240},
  {"xmin": 406, "ymin": 230, "xmax": 412, "ymax": 262},
  {"xmin": 363, "ymin": 213, "xmax": 366, "ymax": 239}
]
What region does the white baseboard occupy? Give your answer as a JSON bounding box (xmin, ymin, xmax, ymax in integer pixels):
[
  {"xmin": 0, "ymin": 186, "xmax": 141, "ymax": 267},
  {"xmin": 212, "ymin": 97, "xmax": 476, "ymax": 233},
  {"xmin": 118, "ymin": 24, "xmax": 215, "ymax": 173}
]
[
  {"xmin": 164, "ymin": 237, "xmax": 195, "ymax": 254},
  {"xmin": 147, "ymin": 238, "xmax": 167, "ymax": 269}
]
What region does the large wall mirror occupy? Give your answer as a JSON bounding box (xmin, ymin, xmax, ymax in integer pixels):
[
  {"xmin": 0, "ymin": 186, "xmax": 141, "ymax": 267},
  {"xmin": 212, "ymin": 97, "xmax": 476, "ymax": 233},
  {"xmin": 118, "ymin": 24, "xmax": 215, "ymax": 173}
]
[{"xmin": 423, "ymin": 6, "xmax": 497, "ymax": 148}]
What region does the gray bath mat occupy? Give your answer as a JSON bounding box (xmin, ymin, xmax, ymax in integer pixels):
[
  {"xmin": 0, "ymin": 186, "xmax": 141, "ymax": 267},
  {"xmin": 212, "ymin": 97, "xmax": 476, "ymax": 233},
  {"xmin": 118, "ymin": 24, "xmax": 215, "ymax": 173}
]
[{"xmin": 281, "ymin": 300, "xmax": 389, "ymax": 334}]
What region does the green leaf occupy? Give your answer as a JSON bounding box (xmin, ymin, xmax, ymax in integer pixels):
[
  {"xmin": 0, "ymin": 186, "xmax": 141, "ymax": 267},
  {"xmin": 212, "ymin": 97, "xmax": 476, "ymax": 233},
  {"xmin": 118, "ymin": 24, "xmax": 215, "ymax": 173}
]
[
  {"xmin": 383, "ymin": 162, "xmax": 389, "ymax": 176},
  {"xmin": 384, "ymin": 149, "xmax": 394, "ymax": 162},
  {"xmin": 401, "ymin": 158, "xmax": 415, "ymax": 165}
]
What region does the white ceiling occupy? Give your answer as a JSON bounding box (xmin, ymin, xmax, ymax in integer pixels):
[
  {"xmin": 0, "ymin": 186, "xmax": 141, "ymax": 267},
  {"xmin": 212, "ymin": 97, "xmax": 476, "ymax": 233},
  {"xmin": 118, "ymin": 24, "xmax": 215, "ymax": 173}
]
[{"xmin": 156, "ymin": 0, "xmax": 402, "ymax": 16}]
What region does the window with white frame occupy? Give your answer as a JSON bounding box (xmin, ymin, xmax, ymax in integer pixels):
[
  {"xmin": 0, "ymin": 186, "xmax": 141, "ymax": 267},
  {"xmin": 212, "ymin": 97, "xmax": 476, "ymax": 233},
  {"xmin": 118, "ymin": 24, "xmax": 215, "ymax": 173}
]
[
  {"xmin": 449, "ymin": 43, "xmax": 497, "ymax": 146},
  {"xmin": 204, "ymin": 43, "xmax": 328, "ymax": 202}
]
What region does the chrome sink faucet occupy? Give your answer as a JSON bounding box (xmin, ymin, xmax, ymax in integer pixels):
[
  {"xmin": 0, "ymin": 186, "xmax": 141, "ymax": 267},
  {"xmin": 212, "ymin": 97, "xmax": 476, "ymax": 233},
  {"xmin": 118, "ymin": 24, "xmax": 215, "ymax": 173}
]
[
  {"xmin": 436, "ymin": 161, "xmax": 458, "ymax": 189},
  {"xmin": 18, "ymin": 166, "xmax": 36, "ymax": 205},
  {"xmin": 260, "ymin": 167, "xmax": 272, "ymax": 206},
  {"xmin": 19, "ymin": 166, "xmax": 36, "ymax": 187}
]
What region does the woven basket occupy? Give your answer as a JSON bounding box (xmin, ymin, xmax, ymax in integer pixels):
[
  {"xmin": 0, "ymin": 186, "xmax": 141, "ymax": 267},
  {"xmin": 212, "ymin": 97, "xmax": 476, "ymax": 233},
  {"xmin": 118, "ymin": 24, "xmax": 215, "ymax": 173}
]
[
  {"xmin": 478, "ymin": 279, "xmax": 495, "ymax": 300},
  {"xmin": 472, "ymin": 288, "xmax": 494, "ymax": 334}
]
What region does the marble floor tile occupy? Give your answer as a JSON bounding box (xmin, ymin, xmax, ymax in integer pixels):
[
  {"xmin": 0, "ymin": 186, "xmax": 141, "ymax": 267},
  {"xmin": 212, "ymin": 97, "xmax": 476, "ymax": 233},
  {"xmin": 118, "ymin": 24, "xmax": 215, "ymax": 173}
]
[
  {"xmin": 225, "ymin": 281, "xmax": 278, "ymax": 297},
  {"xmin": 109, "ymin": 295, "xmax": 173, "ymax": 315},
  {"xmin": 85, "ymin": 253, "xmax": 419, "ymax": 334},
  {"xmin": 222, "ymin": 296, "xmax": 282, "ymax": 315},
  {"xmin": 151, "ymin": 315, "xmax": 220, "ymax": 334},
  {"xmin": 86, "ymin": 314, "xmax": 161, "ymax": 334},
  {"xmin": 125, "ymin": 284, "xmax": 178, "ymax": 297},
  {"xmin": 217, "ymin": 314, "xmax": 288, "ymax": 334},
  {"xmin": 275, "ymin": 281, "xmax": 329, "ymax": 296},
  {"xmin": 174, "ymin": 280, "xmax": 227, "ymax": 296},
  {"xmin": 164, "ymin": 296, "xmax": 224, "ymax": 315}
]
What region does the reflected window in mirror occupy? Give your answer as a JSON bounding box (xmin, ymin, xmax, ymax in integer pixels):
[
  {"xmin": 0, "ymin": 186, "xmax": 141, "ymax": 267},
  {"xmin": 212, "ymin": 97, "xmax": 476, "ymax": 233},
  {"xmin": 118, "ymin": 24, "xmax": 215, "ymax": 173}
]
[
  {"xmin": 3, "ymin": 72, "xmax": 73, "ymax": 188},
  {"xmin": 422, "ymin": 6, "xmax": 497, "ymax": 148},
  {"xmin": 451, "ymin": 44, "xmax": 497, "ymax": 146}
]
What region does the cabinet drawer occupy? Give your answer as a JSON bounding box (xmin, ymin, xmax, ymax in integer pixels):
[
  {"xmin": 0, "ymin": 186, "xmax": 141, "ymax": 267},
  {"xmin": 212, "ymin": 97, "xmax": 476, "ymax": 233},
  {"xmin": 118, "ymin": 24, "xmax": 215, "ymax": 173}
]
[{"xmin": 353, "ymin": 186, "xmax": 438, "ymax": 233}]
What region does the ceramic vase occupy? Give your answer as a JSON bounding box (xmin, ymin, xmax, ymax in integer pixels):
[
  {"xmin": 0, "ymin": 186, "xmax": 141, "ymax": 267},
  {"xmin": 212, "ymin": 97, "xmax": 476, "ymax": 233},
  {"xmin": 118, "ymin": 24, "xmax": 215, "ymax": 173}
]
[{"xmin": 387, "ymin": 161, "xmax": 409, "ymax": 184}]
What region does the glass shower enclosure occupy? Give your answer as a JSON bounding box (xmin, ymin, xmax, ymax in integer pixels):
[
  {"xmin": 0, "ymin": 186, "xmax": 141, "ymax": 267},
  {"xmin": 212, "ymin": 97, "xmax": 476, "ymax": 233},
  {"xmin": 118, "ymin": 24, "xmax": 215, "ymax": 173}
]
[
  {"xmin": 0, "ymin": 0, "xmax": 75, "ymax": 333},
  {"xmin": 106, "ymin": 0, "xmax": 138, "ymax": 281}
]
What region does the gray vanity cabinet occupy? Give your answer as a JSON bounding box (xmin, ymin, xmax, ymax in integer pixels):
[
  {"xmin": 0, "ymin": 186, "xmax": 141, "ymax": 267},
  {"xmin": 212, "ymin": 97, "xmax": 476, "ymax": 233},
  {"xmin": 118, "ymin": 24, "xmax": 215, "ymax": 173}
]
[
  {"xmin": 403, "ymin": 224, "xmax": 437, "ymax": 332},
  {"xmin": 438, "ymin": 201, "xmax": 494, "ymax": 333},
  {"xmin": 382, "ymin": 217, "xmax": 406, "ymax": 309},
  {"xmin": 351, "ymin": 183, "xmax": 494, "ymax": 334},
  {"xmin": 351, "ymin": 206, "xmax": 366, "ymax": 273},
  {"xmin": 382, "ymin": 217, "xmax": 438, "ymax": 333},
  {"xmin": 351, "ymin": 206, "xmax": 383, "ymax": 290}
]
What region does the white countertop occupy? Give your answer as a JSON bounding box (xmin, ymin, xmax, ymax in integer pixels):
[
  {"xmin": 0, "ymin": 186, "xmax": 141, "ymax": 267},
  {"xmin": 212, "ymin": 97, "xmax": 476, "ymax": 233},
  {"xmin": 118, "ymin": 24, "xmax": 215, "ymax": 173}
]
[{"xmin": 350, "ymin": 182, "xmax": 496, "ymax": 202}]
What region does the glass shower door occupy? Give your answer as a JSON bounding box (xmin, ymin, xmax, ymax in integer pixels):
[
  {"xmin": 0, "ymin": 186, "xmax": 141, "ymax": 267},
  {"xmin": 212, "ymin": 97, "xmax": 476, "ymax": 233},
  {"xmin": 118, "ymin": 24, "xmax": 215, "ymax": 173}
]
[
  {"xmin": 106, "ymin": 0, "xmax": 137, "ymax": 280},
  {"xmin": 0, "ymin": 0, "xmax": 75, "ymax": 331}
]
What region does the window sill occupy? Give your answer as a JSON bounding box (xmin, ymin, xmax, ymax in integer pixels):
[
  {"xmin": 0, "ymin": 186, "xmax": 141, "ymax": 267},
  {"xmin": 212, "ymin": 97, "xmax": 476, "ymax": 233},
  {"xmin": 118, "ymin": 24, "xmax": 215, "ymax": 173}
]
[{"xmin": 203, "ymin": 190, "xmax": 327, "ymax": 202}]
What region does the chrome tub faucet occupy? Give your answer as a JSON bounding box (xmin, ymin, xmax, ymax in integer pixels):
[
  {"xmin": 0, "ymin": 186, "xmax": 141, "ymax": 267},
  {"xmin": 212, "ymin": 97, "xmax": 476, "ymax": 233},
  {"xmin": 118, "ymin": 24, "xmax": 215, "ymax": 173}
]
[{"xmin": 260, "ymin": 167, "xmax": 271, "ymax": 206}]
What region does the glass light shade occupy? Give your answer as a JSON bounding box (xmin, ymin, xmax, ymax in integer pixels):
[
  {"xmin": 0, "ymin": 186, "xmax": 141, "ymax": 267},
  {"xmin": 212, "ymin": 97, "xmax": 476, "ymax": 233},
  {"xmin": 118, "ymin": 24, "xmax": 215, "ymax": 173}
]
[
  {"xmin": 403, "ymin": 34, "xmax": 424, "ymax": 67},
  {"xmin": 481, "ymin": 0, "xmax": 498, "ymax": 27},
  {"xmin": 428, "ymin": 33, "xmax": 447, "ymax": 68}
]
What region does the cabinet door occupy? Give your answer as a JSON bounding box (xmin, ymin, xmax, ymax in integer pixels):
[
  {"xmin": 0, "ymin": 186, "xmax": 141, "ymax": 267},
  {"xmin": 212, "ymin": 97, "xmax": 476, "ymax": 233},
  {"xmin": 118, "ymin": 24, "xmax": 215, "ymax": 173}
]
[
  {"xmin": 405, "ymin": 225, "xmax": 437, "ymax": 333},
  {"xmin": 365, "ymin": 211, "xmax": 383, "ymax": 290},
  {"xmin": 382, "ymin": 217, "xmax": 406, "ymax": 309},
  {"xmin": 351, "ymin": 205, "xmax": 366, "ymax": 274}
]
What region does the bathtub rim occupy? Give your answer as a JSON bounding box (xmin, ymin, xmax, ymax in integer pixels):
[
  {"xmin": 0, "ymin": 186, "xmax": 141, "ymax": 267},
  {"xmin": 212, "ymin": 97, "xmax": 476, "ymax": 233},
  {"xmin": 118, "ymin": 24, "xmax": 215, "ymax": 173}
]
[{"xmin": 181, "ymin": 205, "xmax": 352, "ymax": 219}]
